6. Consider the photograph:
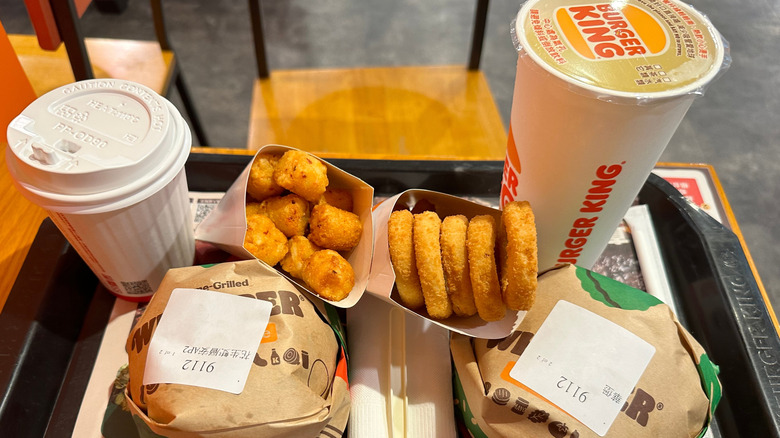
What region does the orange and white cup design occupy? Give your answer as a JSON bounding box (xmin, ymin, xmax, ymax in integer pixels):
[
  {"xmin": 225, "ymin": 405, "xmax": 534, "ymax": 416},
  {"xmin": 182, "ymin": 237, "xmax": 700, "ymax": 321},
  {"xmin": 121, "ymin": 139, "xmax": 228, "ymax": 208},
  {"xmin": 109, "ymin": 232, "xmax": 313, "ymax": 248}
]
[
  {"xmin": 555, "ymin": 3, "xmax": 669, "ymax": 60},
  {"xmin": 501, "ymin": 0, "xmax": 727, "ymax": 270}
]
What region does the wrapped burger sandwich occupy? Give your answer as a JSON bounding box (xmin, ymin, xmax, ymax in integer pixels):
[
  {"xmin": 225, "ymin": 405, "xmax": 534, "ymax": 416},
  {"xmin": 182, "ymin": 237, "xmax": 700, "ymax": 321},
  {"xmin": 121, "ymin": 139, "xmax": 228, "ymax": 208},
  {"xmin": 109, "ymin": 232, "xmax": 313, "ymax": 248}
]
[
  {"xmin": 452, "ymin": 265, "xmax": 720, "ymax": 437},
  {"xmin": 124, "ymin": 260, "xmax": 350, "ymax": 437}
]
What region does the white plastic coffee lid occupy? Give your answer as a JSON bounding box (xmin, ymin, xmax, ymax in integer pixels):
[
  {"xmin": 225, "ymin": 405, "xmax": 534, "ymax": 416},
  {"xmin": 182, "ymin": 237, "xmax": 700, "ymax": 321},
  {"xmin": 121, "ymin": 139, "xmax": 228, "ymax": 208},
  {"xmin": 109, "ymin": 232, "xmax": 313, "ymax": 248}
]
[{"xmin": 6, "ymin": 79, "xmax": 191, "ymax": 213}]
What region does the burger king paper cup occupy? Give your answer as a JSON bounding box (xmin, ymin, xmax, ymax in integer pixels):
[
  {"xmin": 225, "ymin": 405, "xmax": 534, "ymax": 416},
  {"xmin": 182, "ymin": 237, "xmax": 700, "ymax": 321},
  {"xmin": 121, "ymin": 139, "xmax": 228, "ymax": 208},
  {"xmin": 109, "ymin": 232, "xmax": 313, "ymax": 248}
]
[
  {"xmin": 501, "ymin": 0, "xmax": 730, "ymax": 270},
  {"xmin": 6, "ymin": 79, "xmax": 194, "ymax": 301}
]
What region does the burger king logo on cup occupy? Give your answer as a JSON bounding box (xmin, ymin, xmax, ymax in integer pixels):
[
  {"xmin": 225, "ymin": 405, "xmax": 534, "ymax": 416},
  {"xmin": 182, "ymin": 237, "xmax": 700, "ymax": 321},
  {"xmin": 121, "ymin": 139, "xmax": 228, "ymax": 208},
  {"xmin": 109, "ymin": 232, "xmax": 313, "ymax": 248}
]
[{"xmin": 555, "ymin": 3, "xmax": 668, "ymax": 60}]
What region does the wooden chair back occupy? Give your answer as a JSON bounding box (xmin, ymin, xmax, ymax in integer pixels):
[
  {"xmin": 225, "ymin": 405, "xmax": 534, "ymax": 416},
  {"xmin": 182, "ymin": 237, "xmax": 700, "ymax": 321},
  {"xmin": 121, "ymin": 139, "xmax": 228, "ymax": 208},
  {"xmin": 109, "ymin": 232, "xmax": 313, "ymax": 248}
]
[
  {"xmin": 0, "ymin": 21, "xmax": 37, "ymax": 144},
  {"xmin": 10, "ymin": 0, "xmax": 210, "ymax": 145}
]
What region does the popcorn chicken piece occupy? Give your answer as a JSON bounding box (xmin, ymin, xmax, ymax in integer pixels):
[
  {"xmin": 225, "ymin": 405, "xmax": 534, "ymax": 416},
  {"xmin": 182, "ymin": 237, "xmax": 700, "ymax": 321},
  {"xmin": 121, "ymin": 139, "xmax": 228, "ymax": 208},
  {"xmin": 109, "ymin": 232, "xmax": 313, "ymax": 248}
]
[
  {"xmin": 302, "ymin": 250, "xmax": 355, "ymax": 301},
  {"xmin": 280, "ymin": 236, "xmax": 321, "ymax": 278},
  {"xmin": 246, "ymin": 201, "xmax": 267, "ymax": 218},
  {"xmin": 244, "ymin": 214, "xmax": 288, "ymax": 266},
  {"xmin": 263, "ymin": 194, "xmax": 311, "ymax": 237},
  {"xmin": 247, "ymin": 153, "xmax": 285, "ymax": 201},
  {"xmin": 308, "ymin": 204, "xmax": 362, "ymax": 252},
  {"xmin": 318, "ymin": 188, "xmax": 354, "ymax": 212},
  {"xmin": 273, "ymin": 150, "xmax": 328, "ymax": 202}
]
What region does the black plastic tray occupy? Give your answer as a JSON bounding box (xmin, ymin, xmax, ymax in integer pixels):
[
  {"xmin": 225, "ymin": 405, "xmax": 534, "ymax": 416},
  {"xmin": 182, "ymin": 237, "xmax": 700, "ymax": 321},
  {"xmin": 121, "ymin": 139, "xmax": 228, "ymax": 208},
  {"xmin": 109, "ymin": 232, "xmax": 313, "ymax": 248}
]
[{"xmin": 0, "ymin": 153, "xmax": 777, "ymax": 437}]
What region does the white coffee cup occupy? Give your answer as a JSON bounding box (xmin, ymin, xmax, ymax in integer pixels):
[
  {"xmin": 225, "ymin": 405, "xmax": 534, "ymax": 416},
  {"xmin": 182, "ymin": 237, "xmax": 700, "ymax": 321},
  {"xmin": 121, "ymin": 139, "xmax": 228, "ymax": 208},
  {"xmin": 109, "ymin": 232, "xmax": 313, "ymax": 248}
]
[
  {"xmin": 6, "ymin": 79, "xmax": 194, "ymax": 301},
  {"xmin": 501, "ymin": 0, "xmax": 729, "ymax": 270}
]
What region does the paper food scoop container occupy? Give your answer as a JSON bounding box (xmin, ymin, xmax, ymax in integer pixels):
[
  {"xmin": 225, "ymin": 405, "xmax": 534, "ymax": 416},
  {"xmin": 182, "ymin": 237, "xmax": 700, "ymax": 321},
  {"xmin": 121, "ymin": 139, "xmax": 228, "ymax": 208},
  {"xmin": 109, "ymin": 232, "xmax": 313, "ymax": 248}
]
[
  {"xmin": 367, "ymin": 190, "xmax": 527, "ymax": 339},
  {"xmin": 195, "ymin": 145, "xmax": 374, "ymax": 308},
  {"xmin": 451, "ymin": 264, "xmax": 721, "ymax": 437}
]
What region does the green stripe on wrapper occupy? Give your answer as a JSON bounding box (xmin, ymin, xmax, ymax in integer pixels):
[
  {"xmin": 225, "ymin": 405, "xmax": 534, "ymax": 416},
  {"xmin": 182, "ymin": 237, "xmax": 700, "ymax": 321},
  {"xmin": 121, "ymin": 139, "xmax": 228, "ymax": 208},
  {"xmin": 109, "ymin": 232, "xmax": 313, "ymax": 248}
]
[
  {"xmin": 453, "ymin": 366, "xmax": 489, "ymax": 438},
  {"xmin": 695, "ymin": 354, "xmax": 722, "ymax": 438},
  {"xmin": 575, "ymin": 265, "xmax": 663, "ymax": 311}
]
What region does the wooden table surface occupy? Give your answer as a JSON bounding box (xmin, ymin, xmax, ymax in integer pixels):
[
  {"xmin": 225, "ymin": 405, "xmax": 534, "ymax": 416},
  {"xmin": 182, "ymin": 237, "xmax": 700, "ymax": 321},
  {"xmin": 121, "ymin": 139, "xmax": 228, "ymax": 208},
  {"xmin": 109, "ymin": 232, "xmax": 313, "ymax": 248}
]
[{"xmin": 0, "ymin": 141, "xmax": 48, "ymax": 311}]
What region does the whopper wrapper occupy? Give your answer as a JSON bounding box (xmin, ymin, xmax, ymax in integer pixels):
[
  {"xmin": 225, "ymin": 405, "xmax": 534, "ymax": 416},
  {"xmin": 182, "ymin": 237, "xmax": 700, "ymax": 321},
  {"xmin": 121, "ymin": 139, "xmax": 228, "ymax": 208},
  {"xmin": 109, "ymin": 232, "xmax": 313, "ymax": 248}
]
[
  {"xmin": 368, "ymin": 190, "xmax": 527, "ymax": 338},
  {"xmin": 124, "ymin": 260, "xmax": 350, "ymax": 437},
  {"xmin": 451, "ymin": 265, "xmax": 721, "ymax": 437},
  {"xmin": 194, "ymin": 145, "xmax": 374, "ymax": 308}
]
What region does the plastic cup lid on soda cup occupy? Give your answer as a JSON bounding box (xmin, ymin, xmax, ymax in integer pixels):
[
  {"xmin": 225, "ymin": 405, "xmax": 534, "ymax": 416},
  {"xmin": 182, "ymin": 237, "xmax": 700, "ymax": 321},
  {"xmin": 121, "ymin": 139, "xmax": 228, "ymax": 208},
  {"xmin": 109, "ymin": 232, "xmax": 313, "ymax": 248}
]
[
  {"xmin": 6, "ymin": 79, "xmax": 191, "ymax": 214},
  {"xmin": 512, "ymin": 0, "xmax": 729, "ymax": 101}
]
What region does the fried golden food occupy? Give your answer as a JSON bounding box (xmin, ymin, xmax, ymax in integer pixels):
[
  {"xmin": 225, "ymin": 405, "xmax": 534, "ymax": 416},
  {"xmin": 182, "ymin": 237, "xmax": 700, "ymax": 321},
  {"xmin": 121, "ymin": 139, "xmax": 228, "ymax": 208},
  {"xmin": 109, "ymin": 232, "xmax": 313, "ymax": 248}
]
[
  {"xmin": 387, "ymin": 210, "xmax": 425, "ymax": 309},
  {"xmin": 413, "ymin": 211, "xmax": 452, "ymax": 319},
  {"xmin": 246, "ymin": 153, "xmax": 285, "ymax": 201},
  {"xmin": 441, "ymin": 215, "xmax": 477, "ymax": 317},
  {"xmin": 244, "ymin": 214, "xmax": 288, "ymax": 266},
  {"xmin": 308, "ymin": 204, "xmax": 363, "ymax": 252},
  {"xmin": 246, "ymin": 201, "xmax": 267, "ymax": 218},
  {"xmin": 500, "ymin": 201, "xmax": 538, "ymax": 311},
  {"xmin": 280, "ymin": 236, "xmax": 321, "ymax": 278},
  {"xmin": 273, "ymin": 150, "xmax": 329, "ymax": 202},
  {"xmin": 262, "ymin": 194, "xmax": 310, "ymax": 237},
  {"xmin": 318, "ymin": 188, "xmax": 354, "ymax": 212},
  {"xmin": 301, "ymin": 250, "xmax": 355, "ymax": 301},
  {"xmin": 466, "ymin": 215, "xmax": 505, "ymax": 322}
]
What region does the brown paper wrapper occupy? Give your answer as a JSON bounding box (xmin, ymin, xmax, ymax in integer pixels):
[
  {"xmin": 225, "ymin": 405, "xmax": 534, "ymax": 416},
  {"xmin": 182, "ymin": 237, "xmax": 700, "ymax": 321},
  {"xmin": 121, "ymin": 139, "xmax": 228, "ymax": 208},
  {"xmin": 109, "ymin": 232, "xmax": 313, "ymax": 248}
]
[
  {"xmin": 124, "ymin": 260, "xmax": 350, "ymax": 437},
  {"xmin": 451, "ymin": 265, "xmax": 721, "ymax": 437}
]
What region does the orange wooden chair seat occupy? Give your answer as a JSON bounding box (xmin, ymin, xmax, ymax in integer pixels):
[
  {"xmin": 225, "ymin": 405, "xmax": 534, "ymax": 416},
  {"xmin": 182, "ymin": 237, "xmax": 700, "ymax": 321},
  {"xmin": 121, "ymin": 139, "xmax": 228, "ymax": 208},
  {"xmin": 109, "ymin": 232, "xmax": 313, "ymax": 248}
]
[
  {"xmin": 9, "ymin": 33, "xmax": 174, "ymax": 97},
  {"xmin": 248, "ymin": 65, "xmax": 507, "ymax": 160},
  {"xmin": 10, "ymin": 0, "xmax": 208, "ymax": 145},
  {"xmin": 246, "ymin": 0, "xmax": 506, "ymax": 160}
]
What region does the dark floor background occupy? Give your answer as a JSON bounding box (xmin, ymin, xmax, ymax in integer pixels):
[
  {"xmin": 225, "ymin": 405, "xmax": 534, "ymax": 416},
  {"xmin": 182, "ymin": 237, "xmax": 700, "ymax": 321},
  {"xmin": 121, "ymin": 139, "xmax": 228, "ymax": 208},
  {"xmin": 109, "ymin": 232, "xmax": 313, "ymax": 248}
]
[{"xmin": 1, "ymin": 0, "xmax": 778, "ymax": 312}]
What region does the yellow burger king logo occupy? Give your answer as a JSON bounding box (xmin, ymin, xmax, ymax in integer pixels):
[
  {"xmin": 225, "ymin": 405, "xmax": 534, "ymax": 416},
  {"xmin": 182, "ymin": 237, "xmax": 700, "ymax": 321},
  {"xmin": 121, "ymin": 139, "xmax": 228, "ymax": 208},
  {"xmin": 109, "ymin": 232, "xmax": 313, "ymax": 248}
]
[{"xmin": 555, "ymin": 3, "xmax": 668, "ymax": 60}]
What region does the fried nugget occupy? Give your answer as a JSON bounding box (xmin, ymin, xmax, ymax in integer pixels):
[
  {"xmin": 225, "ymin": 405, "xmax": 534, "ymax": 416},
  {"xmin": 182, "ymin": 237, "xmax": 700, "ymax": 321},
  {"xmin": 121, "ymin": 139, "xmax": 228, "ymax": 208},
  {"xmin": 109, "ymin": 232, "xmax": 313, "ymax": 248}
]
[
  {"xmin": 301, "ymin": 249, "xmax": 355, "ymax": 301},
  {"xmin": 466, "ymin": 215, "xmax": 505, "ymax": 322},
  {"xmin": 441, "ymin": 215, "xmax": 477, "ymax": 317},
  {"xmin": 246, "ymin": 153, "xmax": 285, "ymax": 201},
  {"xmin": 246, "ymin": 201, "xmax": 267, "ymax": 218},
  {"xmin": 387, "ymin": 210, "xmax": 425, "ymax": 309},
  {"xmin": 413, "ymin": 211, "xmax": 452, "ymax": 319},
  {"xmin": 308, "ymin": 204, "xmax": 362, "ymax": 252},
  {"xmin": 500, "ymin": 201, "xmax": 538, "ymax": 311},
  {"xmin": 273, "ymin": 150, "xmax": 329, "ymax": 202},
  {"xmin": 244, "ymin": 214, "xmax": 288, "ymax": 266},
  {"xmin": 280, "ymin": 236, "xmax": 321, "ymax": 278},
  {"xmin": 318, "ymin": 188, "xmax": 354, "ymax": 212},
  {"xmin": 263, "ymin": 194, "xmax": 310, "ymax": 237}
]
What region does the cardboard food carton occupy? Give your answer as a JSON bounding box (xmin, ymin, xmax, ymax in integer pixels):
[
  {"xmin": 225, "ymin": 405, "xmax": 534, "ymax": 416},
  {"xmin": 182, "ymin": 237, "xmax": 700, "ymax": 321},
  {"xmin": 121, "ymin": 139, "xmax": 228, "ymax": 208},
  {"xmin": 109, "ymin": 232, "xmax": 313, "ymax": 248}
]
[
  {"xmin": 195, "ymin": 145, "xmax": 374, "ymax": 308},
  {"xmin": 368, "ymin": 190, "xmax": 528, "ymax": 338}
]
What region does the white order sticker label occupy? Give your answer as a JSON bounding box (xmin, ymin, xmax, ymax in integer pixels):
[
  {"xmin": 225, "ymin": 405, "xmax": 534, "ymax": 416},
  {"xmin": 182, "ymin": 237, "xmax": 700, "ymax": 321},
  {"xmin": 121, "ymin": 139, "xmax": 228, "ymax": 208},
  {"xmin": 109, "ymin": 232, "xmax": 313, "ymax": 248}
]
[
  {"xmin": 509, "ymin": 300, "xmax": 655, "ymax": 436},
  {"xmin": 143, "ymin": 288, "xmax": 272, "ymax": 394}
]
